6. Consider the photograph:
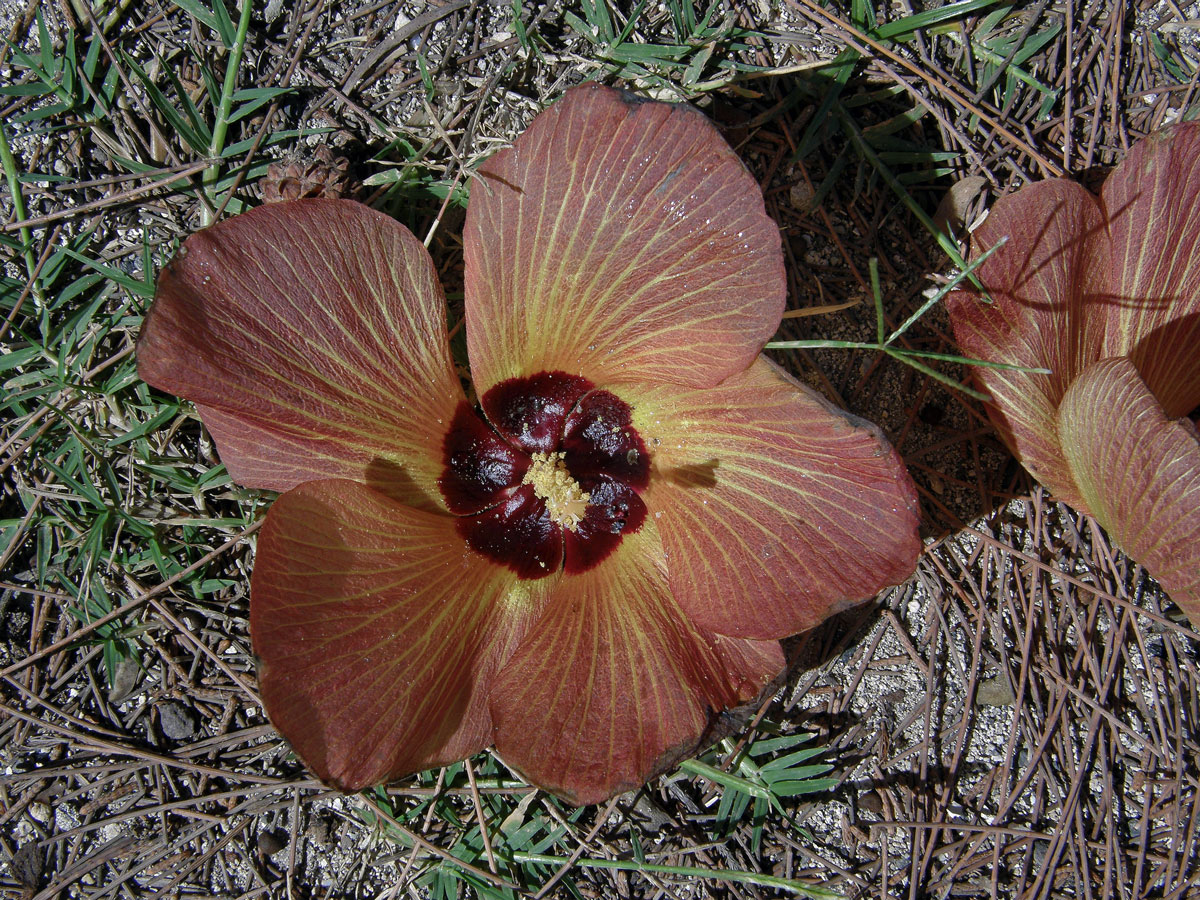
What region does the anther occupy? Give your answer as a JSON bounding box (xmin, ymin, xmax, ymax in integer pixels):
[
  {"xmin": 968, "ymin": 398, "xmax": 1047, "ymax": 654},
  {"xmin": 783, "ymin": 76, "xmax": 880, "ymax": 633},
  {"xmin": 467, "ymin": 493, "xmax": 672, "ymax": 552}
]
[{"xmin": 523, "ymin": 451, "xmax": 590, "ymax": 530}]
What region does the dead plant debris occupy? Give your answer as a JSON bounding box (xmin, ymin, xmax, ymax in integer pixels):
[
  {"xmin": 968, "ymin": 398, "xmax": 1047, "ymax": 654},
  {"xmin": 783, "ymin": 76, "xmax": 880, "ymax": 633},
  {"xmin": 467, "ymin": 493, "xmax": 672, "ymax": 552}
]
[{"xmin": 2, "ymin": 0, "xmax": 1198, "ymax": 897}]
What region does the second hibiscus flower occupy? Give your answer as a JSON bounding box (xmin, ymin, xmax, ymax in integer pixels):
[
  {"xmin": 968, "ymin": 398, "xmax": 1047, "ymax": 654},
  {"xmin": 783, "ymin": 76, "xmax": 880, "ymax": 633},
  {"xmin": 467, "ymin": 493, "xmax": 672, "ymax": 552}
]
[
  {"xmin": 137, "ymin": 84, "xmax": 921, "ymax": 805},
  {"xmin": 947, "ymin": 122, "xmax": 1200, "ymax": 622}
]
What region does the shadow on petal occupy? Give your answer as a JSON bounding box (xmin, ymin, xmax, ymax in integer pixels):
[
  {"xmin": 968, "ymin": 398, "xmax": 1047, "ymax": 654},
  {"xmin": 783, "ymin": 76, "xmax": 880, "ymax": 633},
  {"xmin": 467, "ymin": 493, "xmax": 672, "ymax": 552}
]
[
  {"xmin": 138, "ymin": 200, "xmax": 465, "ymax": 505},
  {"xmin": 1127, "ymin": 311, "xmax": 1200, "ymax": 419},
  {"xmin": 662, "ymin": 460, "xmax": 719, "ymax": 489},
  {"xmin": 364, "ymin": 456, "xmax": 438, "ymax": 509}
]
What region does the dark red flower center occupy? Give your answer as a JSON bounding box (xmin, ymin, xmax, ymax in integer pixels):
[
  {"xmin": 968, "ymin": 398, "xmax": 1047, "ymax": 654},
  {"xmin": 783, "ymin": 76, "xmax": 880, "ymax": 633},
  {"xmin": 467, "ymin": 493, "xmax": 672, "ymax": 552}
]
[{"xmin": 439, "ymin": 371, "xmax": 650, "ymax": 579}]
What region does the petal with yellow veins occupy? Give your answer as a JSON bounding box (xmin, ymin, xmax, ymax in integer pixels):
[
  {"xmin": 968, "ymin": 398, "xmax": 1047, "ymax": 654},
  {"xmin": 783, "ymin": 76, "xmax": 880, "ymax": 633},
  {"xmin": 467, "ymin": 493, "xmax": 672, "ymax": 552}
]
[
  {"xmin": 490, "ymin": 522, "xmax": 784, "ymax": 806},
  {"xmin": 945, "ymin": 180, "xmax": 1104, "ymax": 506},
  {"xmin": 250, "ymin": 478, "xmax": 552, "ymax": 790},
  {"xmin": 465, "ymin": 83, "xmax": 785, "ymax": 396},
  {"xmin": 1058, "ymin": 357, "xmax": 1200, "ymax": 618},
  {"xmin": 139, "ymin": 200, "xmax": 464, "ymax": 509},
  {"xmin": 1098, "ymin": 123, "xmax": 1200, "ymax": 417},
  {"xmin": 628, "ymin": 356, "xmax": 921, "ymax": 641}
]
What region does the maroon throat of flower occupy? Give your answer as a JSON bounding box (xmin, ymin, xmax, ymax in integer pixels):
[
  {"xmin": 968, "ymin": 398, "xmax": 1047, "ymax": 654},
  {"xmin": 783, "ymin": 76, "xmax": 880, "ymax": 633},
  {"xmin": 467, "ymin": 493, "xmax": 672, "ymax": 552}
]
[{"xmin": 438, "ymin": 371, "xmax": 650, "ymax": 579}]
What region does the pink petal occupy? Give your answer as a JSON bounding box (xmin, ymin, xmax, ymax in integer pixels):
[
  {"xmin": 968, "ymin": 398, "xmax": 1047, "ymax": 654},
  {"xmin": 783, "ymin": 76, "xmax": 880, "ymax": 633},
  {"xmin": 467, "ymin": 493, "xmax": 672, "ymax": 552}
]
[
  {"xmin": 1058, "ymin": 357, "xmax": 1200, "ymax": 620},
  {"xmin": 464, "ymin": 83, "xmax": 785, "ymax": 396},
  {"xmin": 250, "ymin": 479, "xmax": 552, "ymax": 790},
  {"xmin": 490, "ymin": 523, "xmax": 785, "ymax": 805},
  {"xmin": 1097, "ymin": 121, "xmax": 1200, "ymax": 418},
  {"xmin": 625, "ymin": 356, "xmax": 920, "ymax": 640},
  {"xmin": 945, "ymin": 180, "xmax": 1105, "ymax": 505},
  {"xmin": 138, "ymin": 199, "xmax": 464, "ymax": 509}
]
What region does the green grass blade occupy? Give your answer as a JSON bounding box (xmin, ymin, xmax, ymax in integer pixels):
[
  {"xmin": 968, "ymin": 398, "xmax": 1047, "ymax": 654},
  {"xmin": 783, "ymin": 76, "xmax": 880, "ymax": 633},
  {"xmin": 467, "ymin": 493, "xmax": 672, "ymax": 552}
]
[
  {"xmin": 121, "ymin": 51, "xmax": 208, "ymax": 152},
  {"xmin": 881, "ymin": 347, "xmax": 991, "ymax": 400},
  {"xmin": 678, "ymin": 759, "xmax": 777, "ymax": 805},
  {"xmin": 885, "ymin": 240, "xmax": 1006, "ymax": 344},
  {"xmin": 873, "ymin": 0, "xmax": 1003, "ymax": 41},
  {"xmin": 511, "ymin": 853, "xmax": 844, "ymax": 898}
]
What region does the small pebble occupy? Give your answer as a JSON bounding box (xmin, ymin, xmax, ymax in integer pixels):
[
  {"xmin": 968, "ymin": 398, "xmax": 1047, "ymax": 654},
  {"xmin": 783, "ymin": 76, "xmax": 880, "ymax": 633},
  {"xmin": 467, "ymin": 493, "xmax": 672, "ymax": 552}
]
[
  {"xmin": 108, "ymin": 656, "xmax": 142, "ymax": 704},
  {"xmin": 11, "ymin": 842, "xmax": 42, "ymax": 892},
  {"xmin": 258, "ymin": 828, "xmax": 287, "ymax": 857},
  {"xmin": 158, "ymin": 701, "xmax": 198, "ymax": 740},
  {"xmin": 789, "ymin": 181, "xmax": 816, "ymax": 214},
  {"xmin": 976, "ymin": 675, "xmax": 1015, "ymax": 707},
  {"xmin": 27, "ymin": 801, "xmax": 50, "ymax": 824},
  {"xmin": 858, "ymin": 790, "xmax": 885, "ymax": 815},
  {"xmin": 307, "ymin": 813, "xmax": 335, "ymax": 848}
]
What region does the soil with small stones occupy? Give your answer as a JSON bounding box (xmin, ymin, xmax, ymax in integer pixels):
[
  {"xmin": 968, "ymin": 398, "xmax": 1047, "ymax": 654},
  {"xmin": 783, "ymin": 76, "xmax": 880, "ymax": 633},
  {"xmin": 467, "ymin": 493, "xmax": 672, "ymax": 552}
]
[{"xmin": 2, "ymin": 1, "xmax": 1200, "ymax": 898}]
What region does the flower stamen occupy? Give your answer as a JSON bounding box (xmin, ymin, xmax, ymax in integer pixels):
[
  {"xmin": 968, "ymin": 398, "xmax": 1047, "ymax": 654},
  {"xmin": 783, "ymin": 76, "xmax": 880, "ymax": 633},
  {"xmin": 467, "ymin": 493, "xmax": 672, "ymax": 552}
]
[{"xmin": 523, "ymin": 451, "xmax": 590, "ymax": 531}]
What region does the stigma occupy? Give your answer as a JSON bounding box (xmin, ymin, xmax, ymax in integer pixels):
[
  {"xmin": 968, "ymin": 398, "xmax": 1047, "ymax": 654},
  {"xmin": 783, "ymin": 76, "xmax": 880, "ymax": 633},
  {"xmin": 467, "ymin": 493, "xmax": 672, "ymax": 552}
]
[{"xmin": 523, "ymin": 451, "xmax": 590, "ymax": 530}]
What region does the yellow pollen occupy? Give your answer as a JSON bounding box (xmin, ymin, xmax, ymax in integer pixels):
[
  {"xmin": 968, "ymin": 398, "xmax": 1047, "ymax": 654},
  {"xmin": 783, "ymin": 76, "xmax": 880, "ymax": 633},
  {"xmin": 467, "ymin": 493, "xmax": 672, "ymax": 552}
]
[{"xmin": 522, "ymin": 451, "xmax": 590, "ymax": 531}]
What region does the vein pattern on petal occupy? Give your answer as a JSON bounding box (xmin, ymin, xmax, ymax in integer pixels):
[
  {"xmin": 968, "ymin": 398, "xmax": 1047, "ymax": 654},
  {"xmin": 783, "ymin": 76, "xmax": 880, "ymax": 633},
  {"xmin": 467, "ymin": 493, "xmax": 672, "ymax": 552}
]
[
  {"xmin": 628, "ymin": 357, "xmax": 921, "ymax": 640},
  {"xmin": 250, "ymin": 478, "xmax": 550, "ymax": 790},
  {"xmin": 465, "ymin": 83, "xmax": 785, "ymax": 395},
  {"xmin": 1058, "ymin": 357, "xmax": 1200, "ymax": 618},
  {"xmin": 139, "ymin": 200, "xmax": 464, "ymax": 508},
  {"xmin": 490, "ymin": 523, "xmax": 784, "ymax": 806}
]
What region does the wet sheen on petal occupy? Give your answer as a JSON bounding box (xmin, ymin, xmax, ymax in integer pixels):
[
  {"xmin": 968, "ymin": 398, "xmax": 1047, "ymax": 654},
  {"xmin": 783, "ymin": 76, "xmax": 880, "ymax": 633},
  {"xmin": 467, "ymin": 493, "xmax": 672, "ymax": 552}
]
[
  {"xmin": 440, "ymin": 401, "xmax": 528, "ymax": 515},
  {"xmin": 481, "ymin": 371, "xmax": 593, "ymax": 454},
  {"xmin": 563, "ymin": 477, "xmax": 648, "ymax": 574},
  {"xmin": 456, "ymin": 484, "xmax": 564, "ymax": 579},
  {"xmin": 562, "ymin": 390, "xmax": 650, "ymax": 488},
  {"xmin": 442, "ymin": 375, "xmax": 655, "ymax": 579}
]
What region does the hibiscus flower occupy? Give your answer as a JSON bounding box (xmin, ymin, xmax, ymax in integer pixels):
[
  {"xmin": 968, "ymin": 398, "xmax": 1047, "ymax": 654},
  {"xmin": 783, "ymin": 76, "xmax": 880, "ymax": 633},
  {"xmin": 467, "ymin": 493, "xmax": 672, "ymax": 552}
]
[
  {"xmin": 947, "ymin": 121, "xmax": 1200, "ymax": 621},
  {"xmin": 138, "ymin": 84, "xmax": 921, "ymax": 805}
]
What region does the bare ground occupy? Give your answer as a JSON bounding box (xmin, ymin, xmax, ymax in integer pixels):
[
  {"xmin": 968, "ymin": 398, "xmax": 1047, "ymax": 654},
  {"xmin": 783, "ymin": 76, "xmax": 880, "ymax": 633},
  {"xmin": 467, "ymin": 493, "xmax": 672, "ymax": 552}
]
[{"xmin": 2, "ymin": 1, "xmax": 1199, "ymax": 898}]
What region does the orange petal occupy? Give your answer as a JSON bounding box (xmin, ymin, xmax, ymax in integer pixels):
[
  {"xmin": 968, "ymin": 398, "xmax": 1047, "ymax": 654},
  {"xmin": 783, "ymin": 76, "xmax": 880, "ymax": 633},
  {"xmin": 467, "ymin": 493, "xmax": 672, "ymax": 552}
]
[
  {"xmin": 464, "ymin": 83, "xmax": 784, "ymax": 396},
  {"xmin": 138, "ymin": 199, "xmax": 463, "ymax": 509},
  {"xmin": 490, "ymin": 522, "xmax": 784, "ymax": 805},
  {"xmin": 1098, "ymin": 121, "xmax": 1200, "ymax": 418},
  {"xmin": 945, "ymin": 180, "xmax": 1105, "ymax": 506},
  {"xmin": 1058, "ymin": 357, "xmax": 1200, "ymax": 620},
  {"xmin": 250, "ymin": 479, "xmax": 552, "ymax": 790},
  {"xmin": 625, "ymin": 356, "xmax": 920, "ymax": 641}
]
